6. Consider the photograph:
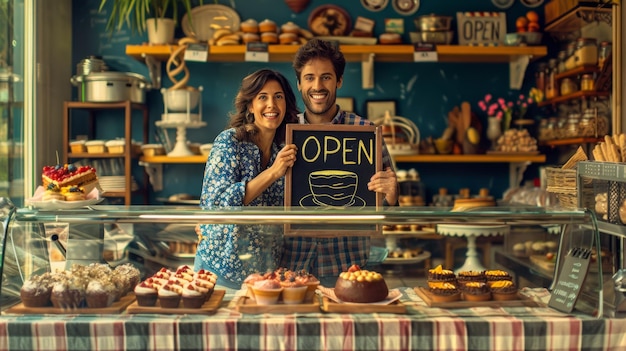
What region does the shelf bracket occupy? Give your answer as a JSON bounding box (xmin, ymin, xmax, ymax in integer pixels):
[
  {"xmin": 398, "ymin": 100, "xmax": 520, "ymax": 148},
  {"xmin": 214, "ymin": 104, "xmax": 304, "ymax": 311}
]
[
  {"xmin": 139, "ymin": 161, "xmax": 163, "ymax": 191},
  {"xmin": 361, "ymin": 53, "xmax": 375, "ymax": 89},
  {"xmin": 142, "ymin": 54, "xmax": 162, "ymax": 90},
  {"xmin": 509, "ymin": 55, "xmax": 530, "ymax": 90},
  {"xmin": 509, "ymin": 161, "xmax": 531, "ymax": 188}
]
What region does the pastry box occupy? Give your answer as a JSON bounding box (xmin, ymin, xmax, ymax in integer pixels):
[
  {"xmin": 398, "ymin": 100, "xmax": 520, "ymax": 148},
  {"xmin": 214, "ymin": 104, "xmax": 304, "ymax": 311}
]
[
  {"xmin": 85, "ymin": 140, "xmax": 106, "ymax": 154},
  {"xmin": 69, "ymin": 140, "xmax": 86, "ymax": 153}
]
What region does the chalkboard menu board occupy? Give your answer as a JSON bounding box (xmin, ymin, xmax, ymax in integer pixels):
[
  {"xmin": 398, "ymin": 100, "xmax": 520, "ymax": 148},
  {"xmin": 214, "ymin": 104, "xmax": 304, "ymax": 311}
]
[
  {"xmin": 548, "ymin": 247, "xmax": 592, "ymax": 313},
  {"xmin": 284, "ymin": 124, "xmax": 382, "ymax": 236}
]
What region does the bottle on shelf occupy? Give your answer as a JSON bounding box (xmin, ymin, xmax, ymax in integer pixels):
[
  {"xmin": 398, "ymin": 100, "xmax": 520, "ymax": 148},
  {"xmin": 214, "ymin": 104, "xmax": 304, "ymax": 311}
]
[
  {"xmin": 573, "ymin": 37, "xmax": 598, "ymax": 68},
  {"xmin": 598, "ymin": 41, "xmax": 612, "ymax": 70},
  {"xmin": 545, "ymin": 58, "xmax": 559, "ymax": 100}
]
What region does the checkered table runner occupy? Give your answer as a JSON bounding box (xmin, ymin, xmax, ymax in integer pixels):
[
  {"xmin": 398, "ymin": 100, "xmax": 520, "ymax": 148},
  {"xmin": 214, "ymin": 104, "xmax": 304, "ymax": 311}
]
[{"xmin": 0, "ymin": 287, "xmax": 625, "ymax": 351}]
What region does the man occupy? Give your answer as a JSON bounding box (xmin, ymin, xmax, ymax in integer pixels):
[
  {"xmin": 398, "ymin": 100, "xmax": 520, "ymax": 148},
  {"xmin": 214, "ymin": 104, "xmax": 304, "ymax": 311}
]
[{"xmin": 280, "ymin": 38, "xmax": 399, "ymax": 286}]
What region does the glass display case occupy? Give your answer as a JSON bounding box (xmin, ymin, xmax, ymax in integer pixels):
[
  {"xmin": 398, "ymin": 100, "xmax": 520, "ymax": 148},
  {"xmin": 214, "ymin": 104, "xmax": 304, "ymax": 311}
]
[{"xmin": 0, "ymin": 198, "xmax": 614, "ymax": 316}]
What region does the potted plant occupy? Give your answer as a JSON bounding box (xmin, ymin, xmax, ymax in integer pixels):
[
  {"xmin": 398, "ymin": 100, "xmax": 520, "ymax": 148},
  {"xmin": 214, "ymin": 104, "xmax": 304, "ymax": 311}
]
[{"xmin": 99, "ymin": 0, "xmax": 202, "ymax": 44}]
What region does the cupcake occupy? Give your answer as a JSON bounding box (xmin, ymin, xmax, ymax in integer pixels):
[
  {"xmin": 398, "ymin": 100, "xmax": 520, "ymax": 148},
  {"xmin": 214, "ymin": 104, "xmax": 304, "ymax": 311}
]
[
  {"xmin": 427, "ymin": 281, "xmax": 460, "ymax": 302},
  {"xmin": 240, "ymin": 19, "xmax": 259, "ymax": 33},
  {"xmin": 251, "ymin": 279, "xmax": 282, "ymax": 305},
  {"xmin": 50, "ymin": 275, "xmax": 86, "ymax": 309},
  {"xmin": 243, "ymin": 273, "xmax": 266, "ymax": 299},
  {"xmin": 296, "ymin": 271, "xmax": 319, "ymax": 302},
  {"xmin": 193, "ymin": 279, "xmax": 214, "ymax": 300},
  {"xmin": 158, "ymin": 282, "xmax": 183, "ymax": 308},
  {"xmin": 490, "ymin": 280, "xmax": 518, "ymax": 301},
  {"xmin": 279, "ymin": 275, "xmax": 307, "ymax": 304},
  {"xmin": 181, "ymin": 282, "xmax": 207, "ymax": 308},
  {"xmin": 195, "ymin": 269, "xmax": 218, "ymax": 285},
  {"xmin": 259, "ymin": 19, "xmax": 277, "ymax": 33},
  {"xmin": 428, "ymin": 265, "xmax": 456, "ymax": 283},
  {"xmin": 460, "ymin": 281, "xmax": 491, "ymax": 302},
  {"xmin": 85, "ymin": 279, "xmax": 116, "ymax": 308},
  {"xmin": 134, "ymin": 280, "xmax": 159, "ymax": 307},
  {"xmin": 20, "ymin": 273, "xmax": 54, "ymax": 307}
]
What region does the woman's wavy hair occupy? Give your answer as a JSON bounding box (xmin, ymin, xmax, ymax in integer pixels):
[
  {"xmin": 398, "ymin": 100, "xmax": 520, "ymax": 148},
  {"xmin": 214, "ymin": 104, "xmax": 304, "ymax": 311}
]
[{"xmin": 229, "ymin": 69, "xmax": 299, "ymax": 145}]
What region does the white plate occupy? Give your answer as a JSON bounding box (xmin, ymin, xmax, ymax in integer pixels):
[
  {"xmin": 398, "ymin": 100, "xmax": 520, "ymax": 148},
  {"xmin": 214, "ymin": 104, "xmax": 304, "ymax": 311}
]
[
  {"xmin": 491, "ymin": 0, "xmax": 515, "ymax": 9},
  {"xmin": 361, "ymin": 0, "xmax": 389, "ymax": 12},
  {"xmin": 181, "ymin": 4, "xmax": 241, "ymax": 42},
  {"xmin": 392, "ymin": 0, "xmax": 420, "ymax": 16},
  {"xmin": 26, "ymin": 197, "xmax": 104, "ymax": 210},
  {"xmin": 315, "ymin": 36, "xmax": 378, "ymax": 45}
]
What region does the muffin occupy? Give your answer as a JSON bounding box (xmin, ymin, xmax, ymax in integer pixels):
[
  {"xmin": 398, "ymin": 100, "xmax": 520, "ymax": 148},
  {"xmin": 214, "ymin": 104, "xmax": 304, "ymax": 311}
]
[
  {"xmin": 460, "ymin": 281, "xmax": 491, "ymax": 302},
  {"xmin": 428, "ymin": 265, "xmax": 456, "ymax": 283},
  {"xmin": 280, "ymin": 21, "xmax": 300, "ymax": 34},
  {"xmin": 181, "ymin": 282, "xmax": 207, "ymax": 308},
  {"xmin": 279, "ymin": 274, "xmax": 307, "ymax": 304},
  {"xmin": 251, "ymin": 279, "xmax": 282, "ymax": 305},
  {"xmin": 20, "ymin": 273, "xmax": 54, "ymax": 307},
  {"xmin": 50, "ymin": 275, "xmax": 86, "ymax": 309},
  {"xmin": 490, "ymin": 280, "xmax": 518, "ymax": 301},
  {"xmin": 279, "ymin": 32, "xmax": 298, "ymax": 45},
  {"xmin": 158, "ymin": 282, "xmax": 183, "ymax": 308},
  {"xmin": 259, "ymin": 19, "xmax": 277, "ymax": 33},
  {"xmin": 134, "ymin": 280, "xmax": 159, "ymax": 307},
  {"xmin": 240, "ymin": 19, "xmax": 259, "ymax": 33},
  {"xmin": 85, "ymin": 279, "xmax": 116, "ymax": 308},
  {"xmin": 261, "ymin": 32, "xmax": 278, "ymax": 44},
  {"xmin": 242, "ymin": 32, "xmax": 260, "ymax": 43},
  {"xmin": 296, "ymin": 271, "xmax": 319, "ymax": 302},
  {"xmin": 427, "ymin": 281, "xmax": 460, "ymax": 302}
]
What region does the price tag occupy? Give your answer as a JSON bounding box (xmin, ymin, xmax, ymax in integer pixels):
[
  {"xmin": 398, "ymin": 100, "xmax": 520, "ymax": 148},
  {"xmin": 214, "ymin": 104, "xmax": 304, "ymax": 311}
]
[
  {"xmin": 245, "ymin": 42, "xmax": 269, "ymax": 62},
  {"xmin": 413, "ymin": 43, "xmax": 438, "ymax": 62},
  {"xmin": 184, "ymin": 43, "xmax": 209, "ymax": 62},
  {"xmin": 548, "ymin": 247, "xmax": 591, "ymax": 313}
]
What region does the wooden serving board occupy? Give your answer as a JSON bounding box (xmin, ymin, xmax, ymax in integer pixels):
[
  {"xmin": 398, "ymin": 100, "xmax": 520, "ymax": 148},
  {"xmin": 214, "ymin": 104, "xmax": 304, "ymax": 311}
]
[
  {"xmin": 414, "ymin": 287, "xmax": 540, "ymax": 308},
  {"xmin": 126, "ymin": 289, "xmax": 225, "ymax": 314},
  {"xmin": 235, "ymin": 295, "xmax": 320, "ymax": 314},
  {"xmin": 321, "ymin": 296, "xmax": 407, "ymax": 313},
  {"xmin": 6, "ymin": 293, "xmax": 136, "ymax": 314}
]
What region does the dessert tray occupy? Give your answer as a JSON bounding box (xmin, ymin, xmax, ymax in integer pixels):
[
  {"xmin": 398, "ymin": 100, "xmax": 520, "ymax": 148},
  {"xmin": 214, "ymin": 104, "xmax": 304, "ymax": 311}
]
[
  {"xmin": 6, "ymin": 293, "xmax": 136, "ymax": 315},
  {"xmin": 26, "ymin": 186, "xmax": 103, "ymax": 210},
  {"xmin": 317, "ymin": 286, "xmax": 406, "ymax": 313},
  {"xmin": 126, "ymin": 289, "xmax": 225, "ymax": 315},
  {"xmin": 235, "ymin": 294, "xmax": 320, "ymax": 314},
  {"xmin": 414, "ymin": 287, "xmax": 541, "ymax": 308}
]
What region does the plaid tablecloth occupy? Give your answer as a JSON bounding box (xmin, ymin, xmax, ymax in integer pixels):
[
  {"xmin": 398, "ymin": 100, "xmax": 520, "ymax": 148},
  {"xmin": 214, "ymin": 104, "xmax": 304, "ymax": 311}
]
[{"xmin": 1, "ymin": 287, "xmax": 625, "ymax": 351}]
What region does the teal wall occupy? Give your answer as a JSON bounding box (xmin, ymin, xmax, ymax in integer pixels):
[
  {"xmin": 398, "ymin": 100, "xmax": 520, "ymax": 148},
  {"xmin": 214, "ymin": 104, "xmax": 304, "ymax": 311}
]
[{"xmin": 72, "ymin": 0, "xmax": 554, "ymax": 204}]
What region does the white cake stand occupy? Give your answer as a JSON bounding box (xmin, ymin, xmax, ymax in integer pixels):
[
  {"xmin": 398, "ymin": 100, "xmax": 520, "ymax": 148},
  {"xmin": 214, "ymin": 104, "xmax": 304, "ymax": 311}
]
[
  {"xmin": 437, "ymin": 224, "xmax": 509, "ymax": 273},
  {"xmin": 156, "ymin": 120, "xmax": 207, "ymax": 156}
]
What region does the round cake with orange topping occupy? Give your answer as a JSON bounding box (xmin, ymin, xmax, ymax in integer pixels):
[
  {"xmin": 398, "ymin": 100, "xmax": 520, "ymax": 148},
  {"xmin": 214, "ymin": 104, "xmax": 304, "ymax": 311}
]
[
  {"xmin": 427, "ymin": 281, "xmax": 461, "ymax": 302},
  {"xmin": 483, "ymin": 270, "xmax": 513, "ymax": 285},
  {"xmin": 490, "ymin": 280, "xmax": 518, "ymax": 301},
  {"xmin": 334, "ymin": 265, "xmax": 388, "ymax": 303},
  {"xmin": 428, "ymin": 265, "xmax": 456, "ymax": 282},
  {"xmin": 460, "ymin": 281, "xmax": 491, "ymax": 301}
]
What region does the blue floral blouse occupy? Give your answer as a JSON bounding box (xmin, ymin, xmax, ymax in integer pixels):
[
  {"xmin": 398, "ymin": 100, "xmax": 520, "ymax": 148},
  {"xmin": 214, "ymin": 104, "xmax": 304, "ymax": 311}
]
[{"xmin": 195, "ymin": 128, "xmax": 284, "ymax": 289}]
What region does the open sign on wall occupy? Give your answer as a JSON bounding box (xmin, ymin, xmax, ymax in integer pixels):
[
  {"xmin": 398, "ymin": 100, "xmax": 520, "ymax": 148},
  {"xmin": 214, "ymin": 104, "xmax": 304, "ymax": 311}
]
[
  {"xmin": 284, "ymin": 124, "xmax": 383, "ymax": 236},
  {"xmin": 456, "ymin": 12, "xmax": 507, "ymax": 46}
]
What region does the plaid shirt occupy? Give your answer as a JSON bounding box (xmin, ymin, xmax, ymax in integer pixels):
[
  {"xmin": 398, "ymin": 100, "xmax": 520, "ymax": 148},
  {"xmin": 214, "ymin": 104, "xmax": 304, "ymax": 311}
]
[{"xmin": 282, "ymin": 108, "xmax": 396, "ymax": 281}]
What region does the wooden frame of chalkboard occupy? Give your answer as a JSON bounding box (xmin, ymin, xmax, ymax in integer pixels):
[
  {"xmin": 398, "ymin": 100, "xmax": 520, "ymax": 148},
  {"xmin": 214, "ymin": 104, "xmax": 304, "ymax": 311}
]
[{"xmin": 284, "ymin": 124, "xmax": 383, "ymax": 236}]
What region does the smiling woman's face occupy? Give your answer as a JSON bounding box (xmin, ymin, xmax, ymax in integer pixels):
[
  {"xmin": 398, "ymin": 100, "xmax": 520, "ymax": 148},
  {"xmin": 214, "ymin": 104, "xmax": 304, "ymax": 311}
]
[{"xmin": 249, "ymin": 79, "xmax": 286, "ymax": 133}]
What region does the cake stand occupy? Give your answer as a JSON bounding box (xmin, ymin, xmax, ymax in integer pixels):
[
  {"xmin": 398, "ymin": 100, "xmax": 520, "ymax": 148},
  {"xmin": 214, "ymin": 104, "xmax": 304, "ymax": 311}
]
[
  {"xmin": 437, "ymin": 224, "xmax": 509, "ymax": 273},
  {"xmin": 156, "ymin": 120, "xmax": 207, "ymax": 156}
]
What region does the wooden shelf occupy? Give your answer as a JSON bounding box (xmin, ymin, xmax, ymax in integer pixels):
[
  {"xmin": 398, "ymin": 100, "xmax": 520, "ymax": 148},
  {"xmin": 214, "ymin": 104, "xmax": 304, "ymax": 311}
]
[
  {"xmin": 541, "ymin": 137, "xmax": 603, "ymax": 147},
  {"xmin": 140, "ymin": 155, "xmax": 206, "ymax": 164},
  {"xmin": 538, "ymin": 90, "xmax": 611, "ymax": 107},
  {"xmin": 126, "ymin": 44, "xmax": 547, "ymax": 63},
  {"xmin": 545, "ymin": 4, "xmax": 613, "ymax": 33},
  {"xmin": 393, "ymin": 154, "xmax": 546, "ymax": 163}
]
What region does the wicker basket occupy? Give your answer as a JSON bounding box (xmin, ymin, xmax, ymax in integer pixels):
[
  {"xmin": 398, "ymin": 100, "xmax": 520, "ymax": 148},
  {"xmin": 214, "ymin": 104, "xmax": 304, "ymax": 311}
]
[{"xmin": 546, "ymin": 167, "xmax": 593, "ymax": 209}]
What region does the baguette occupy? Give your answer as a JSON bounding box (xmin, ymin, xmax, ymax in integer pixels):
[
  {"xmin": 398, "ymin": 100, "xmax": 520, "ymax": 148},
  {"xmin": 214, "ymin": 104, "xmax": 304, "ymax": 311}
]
[
  {"xmin": 619, "ymin": 133, "xmax": 626, "ymax": 162},
  {"xmin": 594, "ymin": 143, "xmax": 606, "ymax": 162}
]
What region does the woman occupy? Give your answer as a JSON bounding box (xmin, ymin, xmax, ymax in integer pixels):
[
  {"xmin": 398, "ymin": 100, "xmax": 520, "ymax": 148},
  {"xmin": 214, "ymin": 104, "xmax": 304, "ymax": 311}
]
[{"xmin": 195, "ymin": 69, "xmax": 299, "ymax": 289}]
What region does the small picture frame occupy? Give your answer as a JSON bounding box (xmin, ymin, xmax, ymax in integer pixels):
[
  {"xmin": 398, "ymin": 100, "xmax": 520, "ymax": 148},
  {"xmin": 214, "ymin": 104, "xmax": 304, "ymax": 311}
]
[
  {"xmin": 366, "ymin": 100, "xmax": 396, "ymax": 121},
  {"xmin": 336, "ymin": 97, "xmax": 355, "ymax": 113}
]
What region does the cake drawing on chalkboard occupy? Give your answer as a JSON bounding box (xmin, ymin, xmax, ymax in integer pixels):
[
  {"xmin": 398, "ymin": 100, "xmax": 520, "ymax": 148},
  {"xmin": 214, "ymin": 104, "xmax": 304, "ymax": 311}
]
[{"xmin": 300, "ymin": 170, "xmax": 366, "ymax": 209}]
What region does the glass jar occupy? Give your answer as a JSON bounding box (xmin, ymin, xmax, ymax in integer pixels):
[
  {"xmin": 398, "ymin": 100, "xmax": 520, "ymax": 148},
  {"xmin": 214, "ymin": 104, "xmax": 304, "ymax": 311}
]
[
  {"xmin": 560, "ymin": 77, "xmax": 577, "ymax": 96},
  {"xmin": 579, "ymin": 109, "xmax": 597, "ymax": 137},
  {"xmin": 564, "ymin": 41, "xmax": 577, "ymax": 71},
  {"xmin": 598, "ymin": 41, "xmax": 612, "ymax": 70},
  {"xmin": 565, "ymin": 112, "xmax": 581, "ymax": 138},
  {"xmin": 557, "ymin": 50, "xmax": 567, "ymax": 73},
  {"xmin": 545, "ymin": 58, "xmax": 559, "ymax": 99},
  {"xmin": 581, "ymin": 74, "xmax": 595, "ymax": 91},
  {"xmin": 535, "ymin": 62, "xmax": 546, "ymax": 96},
  {"xmin": 538, "ymin": 118, "xmax": 549, "ymax": 141},
  {"xmin": 574, "ymin": 37, "xmax": 598, "ymax": 67},
  {"xmin": 545, "ymin": 117, "xmax": 558, "ymax": 140}
]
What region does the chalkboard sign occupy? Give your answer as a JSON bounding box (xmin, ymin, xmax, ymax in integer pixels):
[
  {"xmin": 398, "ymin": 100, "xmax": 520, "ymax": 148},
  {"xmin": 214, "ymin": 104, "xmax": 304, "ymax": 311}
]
[
  {"xmin": 284, "ymin": 124, "xmax": 382, "ymax": 236},
  {"xmin": 548, "ymin": 247, "xmax": 592, "ymax": 313},
  {"xmin": 456, "ymin": 12, "xmax": 506, "ymax": 46}
]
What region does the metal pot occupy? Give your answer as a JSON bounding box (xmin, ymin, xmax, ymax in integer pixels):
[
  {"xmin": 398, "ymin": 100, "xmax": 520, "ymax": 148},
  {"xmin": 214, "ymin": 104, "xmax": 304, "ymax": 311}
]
[
  {"xmin": 414, "ymin": 14, "xmax": 452, "ymax": 32},
  {"xmin": 71, "ymin": 72, "xmax": 151, "ymax": 103},
  {"xmin": 76, "ymin": 55, "xmax": 108, "ymax": 76}
]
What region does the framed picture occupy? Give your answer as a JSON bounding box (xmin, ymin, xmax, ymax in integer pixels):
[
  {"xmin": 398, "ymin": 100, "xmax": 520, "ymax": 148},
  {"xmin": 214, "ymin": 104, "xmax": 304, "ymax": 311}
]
[
  {"xmin": 336, "ymin": 97, "xmax": 355, "ymax": 113},
  {"xmin": 366, "ymin": 100, "xmax": 396, "ymax": 121}
]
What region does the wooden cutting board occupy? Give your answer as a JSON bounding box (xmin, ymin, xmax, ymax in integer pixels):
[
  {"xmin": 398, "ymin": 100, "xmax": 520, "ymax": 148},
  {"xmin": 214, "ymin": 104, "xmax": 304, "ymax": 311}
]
[
  {"xmin": 126, "ymin": 289, "xmax": 225, "ymax": 314},
  {"xmin": 235, "ymin": 295, "xmax": 320, "ymax": 314},
  {"xmin": 414, "ymin": 287, "xmax": 541, "ymax": 308},
  {"xmin": 6, "ymin": 292, "xmax": 136, "ymax": 314},
  {"xmin": 321, "ymin": 296, "xmax": 406, "ymax": 313}
]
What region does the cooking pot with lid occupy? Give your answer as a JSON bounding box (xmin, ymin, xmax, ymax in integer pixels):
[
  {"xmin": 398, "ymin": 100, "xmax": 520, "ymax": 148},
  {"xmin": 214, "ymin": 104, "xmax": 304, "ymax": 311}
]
[
  {"xmin": 76, "ymin": 55, "xmax": 108, "ymax": 76},
  {"xmin": 71, "ymin": 72, "xmax": 151, "ymax": 103}
]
